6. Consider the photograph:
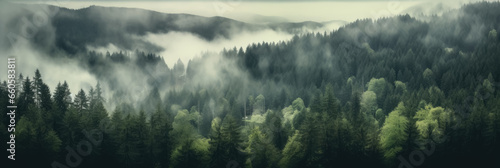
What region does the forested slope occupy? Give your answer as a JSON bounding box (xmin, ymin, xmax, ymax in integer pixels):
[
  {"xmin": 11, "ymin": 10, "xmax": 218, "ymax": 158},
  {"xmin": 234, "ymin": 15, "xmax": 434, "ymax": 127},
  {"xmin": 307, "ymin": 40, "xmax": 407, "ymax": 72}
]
[{"xmin": 2, "ymin": 1, "xmax": 500, "ymax": 168}]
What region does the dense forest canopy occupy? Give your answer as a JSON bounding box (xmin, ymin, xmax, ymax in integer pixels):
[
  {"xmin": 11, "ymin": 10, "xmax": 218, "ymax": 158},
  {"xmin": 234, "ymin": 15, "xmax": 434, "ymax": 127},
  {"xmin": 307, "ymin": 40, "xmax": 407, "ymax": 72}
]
[{"xmin": 2, "ymin": 1, "xmax": 500, "ymax": 168}]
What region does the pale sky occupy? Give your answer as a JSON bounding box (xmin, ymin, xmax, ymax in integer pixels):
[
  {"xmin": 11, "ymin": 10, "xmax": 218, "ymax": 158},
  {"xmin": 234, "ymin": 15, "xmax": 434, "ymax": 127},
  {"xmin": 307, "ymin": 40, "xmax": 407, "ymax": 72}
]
[
  {"xmin": 24, "ymin": 0, "xmax": 465, "ymax": 23},
  {"xmin": 2, "ymin": 0, "xmax": 489, "ymax": 95},
  {"xmin": 19, "ymin": 0, "xmax": 478, "ymax": 67}
]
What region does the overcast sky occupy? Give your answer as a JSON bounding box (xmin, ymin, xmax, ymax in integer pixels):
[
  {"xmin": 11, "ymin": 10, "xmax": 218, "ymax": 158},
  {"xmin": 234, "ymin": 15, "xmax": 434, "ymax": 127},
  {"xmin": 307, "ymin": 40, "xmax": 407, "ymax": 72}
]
[
  {"xmin": 21, "ymin": 0, "xmax": 466, "ymax": 23},
  {"xmin": 2, "ymin": 0, "xmax": 490, "ymax": 95}
]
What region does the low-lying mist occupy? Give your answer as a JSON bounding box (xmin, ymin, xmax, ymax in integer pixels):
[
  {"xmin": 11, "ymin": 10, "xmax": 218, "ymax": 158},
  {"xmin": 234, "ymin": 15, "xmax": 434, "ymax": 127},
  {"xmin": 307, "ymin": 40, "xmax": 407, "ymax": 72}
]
[
  {"xmin": 5, "ymin": 37, "xmax": 98, "ymax": 99},
  {"xmin": 2, "ymin": 0, "xmax": 497, "ymax": 113},
  {"xmin": 144, "ymin": 29, "xmax": 293, "ymax": 67}
]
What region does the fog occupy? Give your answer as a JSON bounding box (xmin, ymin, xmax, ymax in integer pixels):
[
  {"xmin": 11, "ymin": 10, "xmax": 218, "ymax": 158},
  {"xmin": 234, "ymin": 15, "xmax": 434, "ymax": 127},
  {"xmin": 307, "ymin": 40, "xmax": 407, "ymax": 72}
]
[
  {"xmin": 1, "ymin": 0, "xmax": 496, "ymax": 110},
  {"xmin": 30, "ymin": 0, "xmax": 491, "ymax": 68},
  {"xmin": 0, "ymin": 2, "xmax": 97, "ymax": 97},
  {"xmin": 39, "ymin": 1, "xmax": 422, "ymax": 23},
  {"xmin": 5, "ymin": 34, "xmax": 98, "ymax": 98},
  {"xmin": 37, "ymin": 0, "xmax": 494, "ymax": 22},
  {"xmin": 144, "ymin": 29, "xmax": 293, "ymax": 67}
]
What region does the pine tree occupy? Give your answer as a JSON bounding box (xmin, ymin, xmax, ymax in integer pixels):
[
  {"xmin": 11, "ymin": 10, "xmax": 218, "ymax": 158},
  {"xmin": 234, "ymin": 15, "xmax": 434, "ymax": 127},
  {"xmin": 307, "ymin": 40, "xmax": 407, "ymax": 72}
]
[
  {"xmin": 221, "ymin": 115, "xmax": 246, "ymax": 164},
  {"xmin": 54, "ymin": 82, "xmax": 66, "ymax": 113},
  {"xmin": 39, "ymin": 83, "xmax": 52, "ymax": 112},
  {"xmin": 245, "ymin": 127, "xmax": 280, "ymax": 168},
  {"xmin": 150, "ymin": 105, "xmax": 173, "ymax": 168},
  {"xmin": 170, "ymin": 139, "xmax": 209, "ymax": 168},
  {"xmin": 16, "ymin": 106, "xmax": 62, "ymax": 167},
  {"xmin": 53, "ymin": 82, "xmax": 70, "ymax": 134},
  {"xmin": 62, "ymin": 81, "xmax": 72, "ymax": 107},
  {"xmin": 264, "ymin": 110, "xmax": 286, "ymax": 150},
  {"xmin": 209, "ymin": 115, "xmax": 246, "ymax": 168},
  {"xmin": 74, "ymin": 89, "xmax": 89, "ymax": 113},
  {"xmin": 32, "ymin": 69, "xmax": 43, "ymax": 108},
  {"xmin": 142, "ymin": 86, "xmax": 161, "ymax": 116},
  {"xmin": 95, "ymin": 81, "xmax": 104, "ymax": 103},
  {"xmin": 88, "ymin": 86, "xmax": 96, "ymax": 109},
  {"xmin": 350, "ymin": 92, "xmax": 362, "ymax": 125},
  {"xmin": 132, "ymin": 110, "xmax": 151, "ymax": 167},
  {"xmin": 279, "ymin": 130, "xmax": 305, "ymax": 168},
  {"xmin": 209, "ymin": 117, "xmax": 225, "ymax": 168},
  {"xmin": 17, "ymin": 77, "xmax": 34, "ymax": 117},
  {"xmin": 61, "ymin": 108, "xmax": 83, "ymax": 146},
  {"xmin": 324, "ymin": 84, "xmax": 339, "ymax": 118},
  {"xmin": 117, "ymin": 114, "xmax": 139, "ymax": 168},
  {"xmin": 16, "ymin": 73, "xmax": 24, "ymax": 98},
  {"xmin": 39, "ymin": 83, "xmax": 54, "ymax": 127}
]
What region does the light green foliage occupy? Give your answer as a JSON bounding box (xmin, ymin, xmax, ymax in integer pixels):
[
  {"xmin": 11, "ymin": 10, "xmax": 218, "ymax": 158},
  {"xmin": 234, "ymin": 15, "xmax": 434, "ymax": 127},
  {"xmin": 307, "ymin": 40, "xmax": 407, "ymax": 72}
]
[
  {"xmin": 414, "ymin": 103, "xmax": 453, "ymax": 140},
  {"xmin": 423, "ymin": 68, "xmax": 433, "ymax": 79},
  {"xmin": 423, "ymin": 68, "xmax": 434, "ymax": 85},
  {"xmin": 248, "ymin": 110, "xmax": 273, "ymax": 125},
  {"xmin": 220, "ymin": 115, "xmax": 246, "ymax": 165},
  {"xmin": 217, "ymin": 97, "xmax": 230, "ymax": 116},
  {"xmin": 44, "ymin": 130, "xmax": 63, "ymax": 154},
  {"xmin": 279, "ymin": 130, "xmax": 305, "ymax": 168},
  {"xmin": 380, "ymin": 103, "xmax": 408, "ymax": 160},
  {"xmin": 367, "ymin": 78, "xmax": 387, "ymax": 96},
  {"xmin": 347, "ymin": 76, "xmax": 356, "ymax": 87},
  {"xmin": 489, "ymin": 29, "xmax": 497, "ymax": 39},
  {"xmin": 170, "ymin": 104, "xmax": 182, "ymax": 116},
  {"xmin": 426, "ymin": 86, "xmax": 445, "ymax": 106},
  {"xmin": 208, "ymin": 117, "xmax": 224, "ymax": 167},
  {"xmin": 249, "ymin": 95, "xmax": 255, "ymax": 108},
  {"xmin": 375, "ymin": 108, "xmax": 386, "ymax": 127},
  {"xmin": 282, "ymin": 98, "xmax": 305, "ymax": 130},
  {"xmin": 361, "ymin": 91, "xmax": 378, "ymax": 116},
  {"xmin": 170, "ymin": 138, "xmax": 210, "ymax": 168},
  {"xmin": 193, "ymin": 138, "xmax": 211, "ymax": 152},
  {"xmin": 363, "ymin": 42, "xmax": 375, "ymax": 54},
  {"xmin": 244, "ymin": 110, "xmax": 270, "ymax": 137},
  {"xmin": 375, "ymin": 108, "xmax": 385, "ymax": 121},
  {"xmin": 476, "ymin": 79, "xmax": 495, "ymax": 99},
  {"xmin": 292, "ymin": 98, "xmax": 305, "ymax": 112},
  {"xmin": 211, "ymin": 117, "xmax": 221, "ymax": 133},
  {"xmin": 172, "ymin": 109, "xmax": 201, "ymax": 143},
  {"xmin": 254, "ymin": 94, "xmax": 266, "ymax": 115},
  {"xmin": 394, "ymin": 81, "xmax": 407, "ymax": 94},
  {"xmin": 483, "ymin": 79, "xmax": 494, "ymax": 93},
  {"xmin": 282, "ymin": 106, "xmax": 294, "ymax": 124},
  {"xmin": 364, "ymin": 112, "xmax": 380, "ymax": 152},
  {"xmin": 249, "ymin": 114, "xmax": 266, "ymax": 124},
  {"xmin": 245, "ymin": 127, "xmax": 280, "ymax": 168},
  {"xmin": 4, "ymin": 5, "xmax": 500, "ymax": 167},
  {"xmin": 366, "ymin": 78, "xmax": 388, "ymax": 107}
]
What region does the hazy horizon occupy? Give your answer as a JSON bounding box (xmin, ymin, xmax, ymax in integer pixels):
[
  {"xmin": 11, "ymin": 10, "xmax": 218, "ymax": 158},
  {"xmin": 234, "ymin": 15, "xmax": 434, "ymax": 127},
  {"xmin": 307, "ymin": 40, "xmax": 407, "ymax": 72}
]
[
  {"xmin": 15, "ymin": 0, "xmax": 482, "ymax": 68},
  {"xmin": 23, "ymin": 1, "xmax": 445, "ymax": 23},
  {"xmin": 2, "ymin": 1, "xmax": 500, "ymax": 167}
]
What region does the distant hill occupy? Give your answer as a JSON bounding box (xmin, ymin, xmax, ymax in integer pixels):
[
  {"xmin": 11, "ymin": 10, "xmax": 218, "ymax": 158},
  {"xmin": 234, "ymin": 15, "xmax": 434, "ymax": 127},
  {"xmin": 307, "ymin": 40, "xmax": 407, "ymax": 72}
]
[{"xmin": 0, "ymin": 2, "xmax": 328, "ymax": 54}]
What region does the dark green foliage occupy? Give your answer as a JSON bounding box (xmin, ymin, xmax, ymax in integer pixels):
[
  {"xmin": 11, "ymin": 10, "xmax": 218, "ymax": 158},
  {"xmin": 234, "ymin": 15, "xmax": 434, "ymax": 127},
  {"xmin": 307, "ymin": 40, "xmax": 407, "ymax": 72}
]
[
  {"xmin": 17, "ymin": 77, "xmax": 34, "ymax": 116},
  {"xmin": 2, "ymin": 2, "xmax": 500, "ymax": 168},
  {"xmin": 150, "ymin": 105, "xmax": 173, "ymax": 168},
  {"xmin": 74, "ymin": 89, "xmax": 89, "ymax": 113},
  {"xmin": 170, "ymin": 139, "xmax": 207, "ymax": 168}
]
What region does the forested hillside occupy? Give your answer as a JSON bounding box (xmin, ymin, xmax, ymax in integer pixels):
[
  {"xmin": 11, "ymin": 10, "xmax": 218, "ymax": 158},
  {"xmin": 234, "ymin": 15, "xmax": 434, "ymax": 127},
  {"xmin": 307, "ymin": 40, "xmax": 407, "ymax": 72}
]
[
  {"xmin": 0, "ymin": 2, "xmax": 325, "ymax": 54},
  {"xmin": 2, "ymin": 1, "xmax": 500, "ymax": 168}
]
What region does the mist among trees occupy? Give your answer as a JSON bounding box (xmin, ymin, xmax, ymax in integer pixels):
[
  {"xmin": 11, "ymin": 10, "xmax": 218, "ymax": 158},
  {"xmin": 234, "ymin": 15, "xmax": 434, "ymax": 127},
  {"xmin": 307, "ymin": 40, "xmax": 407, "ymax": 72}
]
[{"xmin": 2, "ymin": 1, "xmax": 500, "ymax": 168}]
